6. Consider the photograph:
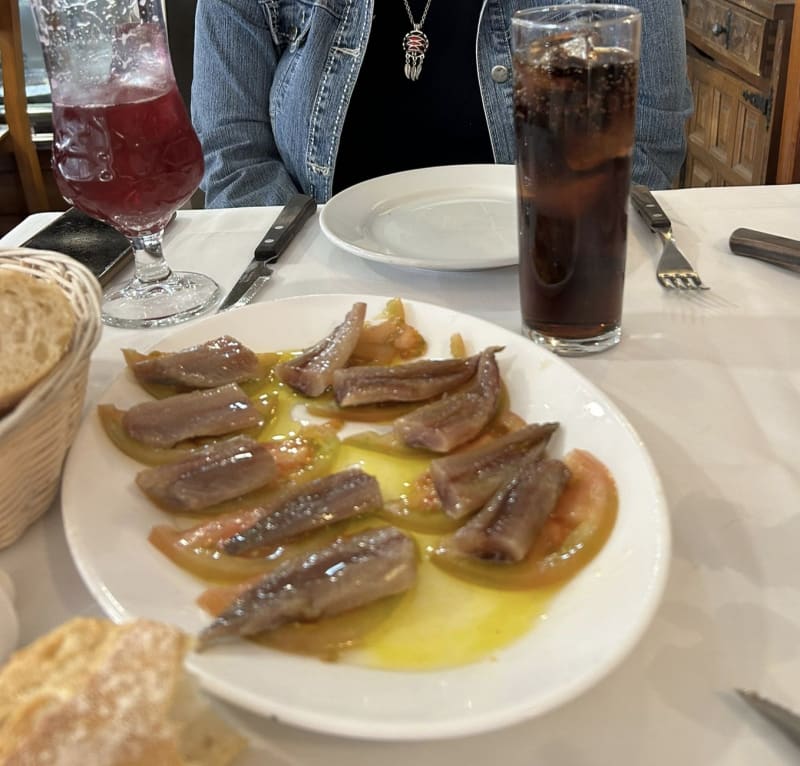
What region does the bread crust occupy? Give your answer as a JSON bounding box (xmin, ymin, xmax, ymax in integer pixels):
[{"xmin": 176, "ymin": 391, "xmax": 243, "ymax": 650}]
[
  {"xmin": 0, "ymin": 270, "xmax": 76, "ymax": 416},
  {"xmin": 0, "ymin": 618, "xmax": 246, "ymax": 766}
]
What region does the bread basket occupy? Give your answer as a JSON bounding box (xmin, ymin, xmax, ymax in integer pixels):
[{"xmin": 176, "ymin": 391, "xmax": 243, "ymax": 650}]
[{"xmin": 0, "ymin": 249, "xmax": 102, "ymax": 549}]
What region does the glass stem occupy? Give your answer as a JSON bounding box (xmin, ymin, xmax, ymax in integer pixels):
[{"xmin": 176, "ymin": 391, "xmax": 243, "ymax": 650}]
[{"xmin": 131, "ymin": 231, "xmax": 172, "ymax": 284}]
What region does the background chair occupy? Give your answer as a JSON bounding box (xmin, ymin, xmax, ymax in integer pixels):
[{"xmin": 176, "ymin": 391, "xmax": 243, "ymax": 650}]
[{"xmin": 0, "ymin": 0, "xmax": 48, "ymax": 213}]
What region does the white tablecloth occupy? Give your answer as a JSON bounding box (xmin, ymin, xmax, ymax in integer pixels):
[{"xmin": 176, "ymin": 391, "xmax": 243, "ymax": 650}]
[{"xmin": 1, "ymin": 184, "xmax": 799, "ymax": 765}]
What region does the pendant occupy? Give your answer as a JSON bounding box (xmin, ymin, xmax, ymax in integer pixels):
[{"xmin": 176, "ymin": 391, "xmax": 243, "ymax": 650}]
[{"xmin": 403, "ymin": 26, "xmax": 429, "ymax": 81}]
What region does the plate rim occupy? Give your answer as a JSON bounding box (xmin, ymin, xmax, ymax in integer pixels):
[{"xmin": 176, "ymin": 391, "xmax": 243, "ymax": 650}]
[
  {"xmin": 319, "ymin": 164, "xmax": 518, "ymax": 272},
  {"xmin": 62, "ymin": 293, "xmax": 671, "ymax": 741}
]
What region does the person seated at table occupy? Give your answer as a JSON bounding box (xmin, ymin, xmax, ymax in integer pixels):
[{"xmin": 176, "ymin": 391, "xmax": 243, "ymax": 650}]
[{"xmin": 191, "ymin": 0, "xmax": 693, "ymax": 209}]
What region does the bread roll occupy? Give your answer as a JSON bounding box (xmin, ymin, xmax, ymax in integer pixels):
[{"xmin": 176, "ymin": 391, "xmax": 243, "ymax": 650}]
[
  {"xmin": 0, "ymin": 617, "xmax": 247, "ymax": 766},
  {"xmin": 0, "ymin": 269, "xmax": 77, "ymax": 415}
]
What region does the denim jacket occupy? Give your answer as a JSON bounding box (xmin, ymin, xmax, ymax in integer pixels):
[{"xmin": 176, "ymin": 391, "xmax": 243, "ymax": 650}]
[{"xmin": 192, "ymin": 0, "xmax": 693, "ymax": 208}]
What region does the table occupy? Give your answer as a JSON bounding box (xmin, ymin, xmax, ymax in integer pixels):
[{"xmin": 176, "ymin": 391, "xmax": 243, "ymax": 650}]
[{"xmin": 1, "ymin": 184, "xmax": 798, "ymax": 765}]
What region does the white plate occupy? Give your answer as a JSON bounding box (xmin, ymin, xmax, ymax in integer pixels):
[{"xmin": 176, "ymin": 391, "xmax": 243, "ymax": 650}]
[
  {"xmin": 319, "ymin": 165, "xmax": 518, "ymax": 271},
  {"xmin": 62, "ymin": 294, "xmax": 670, "ymax": 741}
]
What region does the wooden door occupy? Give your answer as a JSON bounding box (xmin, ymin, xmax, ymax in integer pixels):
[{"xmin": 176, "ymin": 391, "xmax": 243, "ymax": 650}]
[{"xmin": 686, "ymin": 51, "xmax": 770, "ymax": 185}]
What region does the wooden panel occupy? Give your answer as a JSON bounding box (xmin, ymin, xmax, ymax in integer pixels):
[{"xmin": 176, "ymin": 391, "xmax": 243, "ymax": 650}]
[
  {"xmin": 734, "ymin": 105, "xmax": 767, "ymax": 182},
  {"xmin": 711, "ymin": 88, "xmax": 739, "ymax": 164},
  {"xmin": 686, "ymin": 0, "xmax": 771, "ymax": 77},
  {"xmin": 777, "ymin": 2, "xmax": 800, "ymax": 182},
  {"xmin": 684, "ymin": 153, "xmax": 717, "ymax": 186},
  {"xmin": 687, "ymin": 75, "xmax": 715, "ymax": 148},
  {"xmin": 684, "ymin": 49, "xmax": 771, "ymax": 186}
]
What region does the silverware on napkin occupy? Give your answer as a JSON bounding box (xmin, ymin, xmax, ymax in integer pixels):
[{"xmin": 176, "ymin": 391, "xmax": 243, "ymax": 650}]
[
  {"xmin": 736, "ymin": 689, "xmax": 800, "ymax": 749},
  {"xmin": 729, "ymin": 228, "xmax": 800, "ymax": 274},
  {"xmin": 218, "ymin": 193, "xmax": 317, "ymax": 311}
]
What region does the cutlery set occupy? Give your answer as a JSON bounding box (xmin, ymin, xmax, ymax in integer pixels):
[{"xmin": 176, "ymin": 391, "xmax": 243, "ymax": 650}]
[
  {"xmin": 215, "ymin": 185, "xmax": 799, "ymax": 312},
  {"xmin": 632, "ymin": 184, "xmax": 800, "ymax": 289}
]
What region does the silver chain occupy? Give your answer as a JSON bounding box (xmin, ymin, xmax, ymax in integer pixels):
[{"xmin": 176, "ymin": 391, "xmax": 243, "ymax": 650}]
[{"xmin": 402, "ymin": 0, "xmax": 433, "ymax": 29}]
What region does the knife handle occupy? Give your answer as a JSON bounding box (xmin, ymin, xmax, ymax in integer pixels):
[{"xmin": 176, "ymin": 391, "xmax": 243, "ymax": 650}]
[
  {"xmin": 729, "ymin": 228, "xmax": 800, "ymax": 273},
  {"xmin": 254, "ymin": 194, "xmax": 317, "ymax": 261},
  {"xmin": 630, "ymin": 185, "xmax": 671, "ymax": 232}
]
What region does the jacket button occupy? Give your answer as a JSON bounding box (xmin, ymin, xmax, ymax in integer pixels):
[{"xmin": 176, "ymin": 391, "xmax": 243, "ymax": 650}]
[{"xmin": 491, "ymin": 65, "xmax": 509, "ymax": 83}]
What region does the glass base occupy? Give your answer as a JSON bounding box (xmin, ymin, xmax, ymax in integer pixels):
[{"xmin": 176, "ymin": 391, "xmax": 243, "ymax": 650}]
[
  {"xmin": 522, "ymin": 325, "xmax": 621, "ymax": 356},
  {"xmin": 101, "ymin": 271, "xmax": 221, "ymax": 329}
]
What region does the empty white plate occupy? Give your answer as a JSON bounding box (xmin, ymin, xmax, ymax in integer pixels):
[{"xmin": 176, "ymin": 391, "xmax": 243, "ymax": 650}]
[{"xmin": 319, "ymin": 165, "xmax": 518, "ymax": 271}]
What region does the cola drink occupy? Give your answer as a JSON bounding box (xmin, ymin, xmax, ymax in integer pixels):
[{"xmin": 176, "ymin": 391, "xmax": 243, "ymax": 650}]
[{"xmin": 513, "ymin": 24, "xmax": 639, "ymax": 354}]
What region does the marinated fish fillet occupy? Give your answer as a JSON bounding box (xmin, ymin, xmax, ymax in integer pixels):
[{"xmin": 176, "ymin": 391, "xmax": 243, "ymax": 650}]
[
  {"xmin": 450, "ymin": 458, "xmax": 571, "ymax": 562},
  {"xmin": 332, "ymin": 353, "xmax": 481, "ymax": 407},
  {"xmin": 392, "ymin": 346, "xmax": 503, "ymax": 453},
  {"xmin": 135, "ymin": 436, "xmax": 277, "ymax": 513},
  {"xmin": 121, "ymin": 383, "xmax": 264, "ymax": 448},
  {"xmin": 222, "ymin": 467, "xmax": 382, "ymax": 554},
  {"xmin": 127, "ymin": 336, "xmax": 261, "ymax": 389},
  {"xmin": 197, "ymin": 526, "xmax": 417, "ymax": 649},
  {"xmin": 276, "ymin": 302, "xmax": 366, "ymax": 397},
  {"xmin": 430, "ymin": 421, "xmax": 559, "ymax": 519}
]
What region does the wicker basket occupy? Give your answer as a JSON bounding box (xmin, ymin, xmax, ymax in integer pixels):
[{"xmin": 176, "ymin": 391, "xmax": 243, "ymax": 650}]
[{"xmin": 0, "ymin": 249, "xmax": 103, "ymax": 549}]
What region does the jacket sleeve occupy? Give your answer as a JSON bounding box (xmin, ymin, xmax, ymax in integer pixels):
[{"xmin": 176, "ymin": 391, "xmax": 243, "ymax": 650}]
[
  {"xmin": 191, "ymin": 0, "xmax": 300, "ymax": 208},
  {"xmin": 632, "ymin": 0, "xmax": 694, "ymax": 189}
]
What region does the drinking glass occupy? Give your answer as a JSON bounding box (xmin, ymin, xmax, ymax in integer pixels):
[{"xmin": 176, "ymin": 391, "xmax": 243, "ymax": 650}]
[
  {"xmin": 29, "ymin": 0, "xmax": 221, "ymax": 328},
  {"xmin": 512, "ymin": 5, "xmax": 641, "ymax": 355}
]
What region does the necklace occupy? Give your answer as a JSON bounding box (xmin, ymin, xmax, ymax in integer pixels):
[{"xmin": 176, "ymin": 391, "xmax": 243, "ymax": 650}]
[{"xmin": 402, "ymin": 0, "xmax": 433, "ymax": 81}]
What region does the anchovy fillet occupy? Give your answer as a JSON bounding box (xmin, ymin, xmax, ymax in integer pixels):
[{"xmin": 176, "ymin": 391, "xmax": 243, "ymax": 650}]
[
  {"xmin": 197, "ymin": 526, "xmax": 417, "ymax": 649},
  {"xmin": 392, "ymin": 346, "xmax": 503, "ymax": 453},
  {"xmin": 450, "ymin": 458, "xmax": 571, "ymax": 562},
  {"xmin": 128, "ymin": 336, "xmax": 261, "ymax": 389},
  {"xmin": 276, "ymin": 302, "xmax": 366, "ymax": 397},
  {"xmin": 430, "ymin": 422, "xmax": 559, "ymax": 519},
  {"xmin": 135, "ymin": 436, "xmax": 277, "ymax": 513},
  {"xmin": 121, "ymin": 383, "xmax": 263, "ymax": 448},
  {"xmin": 222, "ymin": 467, "xmax": 383, "ymax": 554},
  {"xmin": 332, "ymin": 354, "xmax": 481, "ymax": 407}
]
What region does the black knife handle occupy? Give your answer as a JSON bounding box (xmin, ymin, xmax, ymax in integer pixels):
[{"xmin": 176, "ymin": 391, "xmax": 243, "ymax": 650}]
[
  {"xmin": 254, "ymin": 193, "xmax": 316, "ymax": 262},
  {"xmin": 729, "ymin": 227, "xmax": 800, "ymax": 273},
  {"xmin": 630, "ymin": 185, "xmax": 672, "ymax": 232}
]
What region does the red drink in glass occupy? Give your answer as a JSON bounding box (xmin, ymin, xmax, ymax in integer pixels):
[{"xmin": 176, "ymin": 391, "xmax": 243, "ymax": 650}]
[{"xmin": 52, "ymin": 84, "xmax": 203, "ymax": 238}]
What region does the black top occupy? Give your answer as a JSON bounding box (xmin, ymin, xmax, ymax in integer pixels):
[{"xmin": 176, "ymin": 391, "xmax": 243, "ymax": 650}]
[{"xmin": 332, "ymin": 0, "xmax": 493, "ymax": 194}]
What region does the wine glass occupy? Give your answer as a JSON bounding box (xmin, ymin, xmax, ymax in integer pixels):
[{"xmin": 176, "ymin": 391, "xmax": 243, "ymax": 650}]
[{"xmin": 30, "ymin": 0, "xmax": 221, "ymax": 328}]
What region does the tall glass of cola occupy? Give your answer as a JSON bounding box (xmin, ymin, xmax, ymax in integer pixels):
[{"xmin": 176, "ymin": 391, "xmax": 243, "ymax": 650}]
[
  {"xmin": 512, "ymin": 5, "xmax": 641, "ymax": 355},
  {"xmin": 30, "ymin": 0, "xmax": 220, "ymax": 328}
]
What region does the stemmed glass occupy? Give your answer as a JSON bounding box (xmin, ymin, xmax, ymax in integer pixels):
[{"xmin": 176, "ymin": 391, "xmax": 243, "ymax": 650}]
[{"xmin": 30, "ymin": 0, "xmax": 221, "ymax": 328}]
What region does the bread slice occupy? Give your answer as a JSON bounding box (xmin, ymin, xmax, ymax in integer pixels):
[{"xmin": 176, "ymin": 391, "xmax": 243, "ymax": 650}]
[
  {"xmin": 0, "ymin": 617, "xmax": 247, "ymax": 766},
  {"xmin": 0, "ymin": 269, "xmax": 77, "ymax": 416}
]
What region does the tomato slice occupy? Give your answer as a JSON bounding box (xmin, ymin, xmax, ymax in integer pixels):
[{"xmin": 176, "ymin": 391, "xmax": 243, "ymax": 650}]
[
  {"xmin": 430, "ymin": 449, "xmax": 618, "ymax": 589},
  {"xmin": 350, "ymin": 298, "xmax": 427, "ymax": 364},
  {"xmin": 149, "ymin": 517, "xmax": 360, "ymax": 584},
  {"xmin": 98, "ymin": 404, "xmax": 195, "ymax": 465}
]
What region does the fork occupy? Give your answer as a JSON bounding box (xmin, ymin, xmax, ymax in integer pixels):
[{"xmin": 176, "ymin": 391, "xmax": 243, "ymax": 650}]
[{"xmin": 630, "ymin": 185, "xmax": 710, "ymax": 291}]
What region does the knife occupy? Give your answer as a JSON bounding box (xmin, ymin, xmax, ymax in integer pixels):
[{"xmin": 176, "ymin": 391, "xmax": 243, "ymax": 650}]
[
  {"xmin": 736, "ymin": 689, "xmax": 800, "ymax": 749},
  {"xmin": 729, "ymin": 228, "xmax": 800, "ymax": 274},
  {"xmin": 218, "ymin": 193, "xmax": 317, "ymax": 311}
]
